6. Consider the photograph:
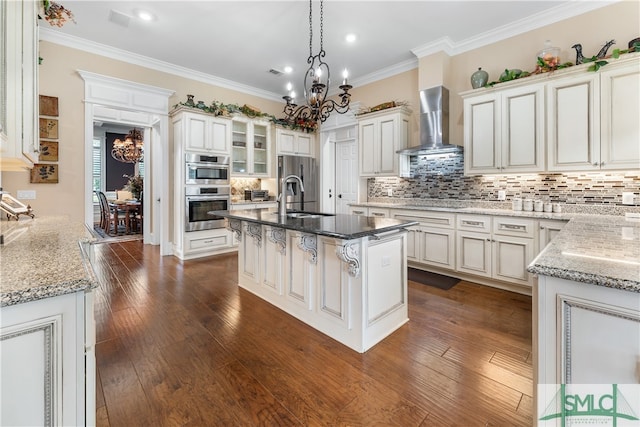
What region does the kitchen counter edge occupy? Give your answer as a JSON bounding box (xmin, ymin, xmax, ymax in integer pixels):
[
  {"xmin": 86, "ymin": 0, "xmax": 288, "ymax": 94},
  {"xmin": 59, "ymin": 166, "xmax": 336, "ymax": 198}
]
[{"xmin": 1, "ymin": 216, "xmax": 100, "ymax": 307}]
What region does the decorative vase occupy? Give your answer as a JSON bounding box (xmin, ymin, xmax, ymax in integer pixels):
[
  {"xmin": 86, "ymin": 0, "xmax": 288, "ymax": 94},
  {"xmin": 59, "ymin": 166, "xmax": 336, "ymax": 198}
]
[
  {"xmin": 185, "ymin": 94, "xmax": 195, "ymax": 107},
  {"xmin": 470, "ymin": 68, "xmax": 488, "ymax": 89}
]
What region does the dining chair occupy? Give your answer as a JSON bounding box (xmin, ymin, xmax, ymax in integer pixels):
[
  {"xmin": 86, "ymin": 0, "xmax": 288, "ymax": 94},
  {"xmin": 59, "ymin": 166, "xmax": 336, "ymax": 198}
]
[{"xmin": 97, "ymin": 191, "xmax": 125, "ymax": 235}]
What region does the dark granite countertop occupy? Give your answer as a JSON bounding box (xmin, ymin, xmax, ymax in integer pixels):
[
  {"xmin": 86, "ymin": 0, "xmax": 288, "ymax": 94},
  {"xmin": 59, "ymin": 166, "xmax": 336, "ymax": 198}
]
[{"xmin": 213, "ymin": 209, "xmax": 418, "ymax": 240}]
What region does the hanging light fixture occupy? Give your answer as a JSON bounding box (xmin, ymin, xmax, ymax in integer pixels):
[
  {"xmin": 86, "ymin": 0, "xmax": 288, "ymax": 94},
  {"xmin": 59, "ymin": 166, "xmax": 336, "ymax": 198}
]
[
  {"xmin": 111, "ymin": 128, "xmax": 144, "ymax": 163},
  {"xmin": 282, "ymin": 0, "xmax": 352, "ymax": 126}
]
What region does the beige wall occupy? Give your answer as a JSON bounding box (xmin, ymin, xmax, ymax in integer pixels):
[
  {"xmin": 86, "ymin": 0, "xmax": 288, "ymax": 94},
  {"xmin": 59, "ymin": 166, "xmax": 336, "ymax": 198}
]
[
  {"xmin": 2, "ymin": 1, "xmax": 638, "ymax": 222},
  {"xmin": 1, "ymin": 41, "xmax": 283, "ymax": 222}
]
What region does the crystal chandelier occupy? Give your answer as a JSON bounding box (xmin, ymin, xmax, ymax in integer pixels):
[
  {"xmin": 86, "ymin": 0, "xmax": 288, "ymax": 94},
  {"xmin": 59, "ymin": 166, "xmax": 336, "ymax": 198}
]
[
  {"xmin": 282, "ymin": 0, "xmax": 353, "ymax": 125},
  {"xmin": 111, "ymin": 128, "xmax": 144, "ymax": 163}
]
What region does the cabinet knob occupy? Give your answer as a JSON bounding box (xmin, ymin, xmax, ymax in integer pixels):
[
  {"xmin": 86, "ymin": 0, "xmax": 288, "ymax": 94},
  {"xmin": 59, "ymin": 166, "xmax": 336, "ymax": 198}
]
[
  {"xmin": 338, "ymin": 194, "xmax": 342, "ymax": 198},
  {"xmin": 600, "ymin": 161, "xmax": 605, "ymax": 166},
  {"xmin": 540, "ymin": 226, "xmax": 545, "ymax": 229},
  {"xmin": 593, "ymin": 162, "xmax": 599, "ymax": 166}
]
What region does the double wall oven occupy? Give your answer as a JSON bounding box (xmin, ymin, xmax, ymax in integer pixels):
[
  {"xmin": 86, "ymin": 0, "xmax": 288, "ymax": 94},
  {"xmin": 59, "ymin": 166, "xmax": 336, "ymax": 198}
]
[{"xmin": 184, "ymin": 154, "xmax": 230, "ymax": 231}]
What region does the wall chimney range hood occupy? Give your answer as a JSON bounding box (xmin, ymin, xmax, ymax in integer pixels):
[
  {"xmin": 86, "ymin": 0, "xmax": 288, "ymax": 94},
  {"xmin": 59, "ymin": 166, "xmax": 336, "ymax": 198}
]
[{"xmin": 396, "ymin": 86, "xmax": 461, "ymax": 156}]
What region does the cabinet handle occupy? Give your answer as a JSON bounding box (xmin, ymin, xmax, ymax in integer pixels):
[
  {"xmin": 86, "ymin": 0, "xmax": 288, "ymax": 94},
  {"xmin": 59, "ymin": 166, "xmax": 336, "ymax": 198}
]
[
  {"xmin": 372, "ymin": 212, "xmax": 385, "ymax": 216},
  {"xmin": 353, "ymin": 210, "xmax": 365, "ymax": 214},
  {"xmin": 462, "ymin": 220, "xmax": 484, "ymax": 227},
  {"xmin": 204, "ymin": 239, "xmax": 214, "ymax": 244},
  {"xmin": 540, "ymin": 226, "xmax": 545, "ymax": 229},
  {"xmin": 593, "ymin": 162, "xmax": 599, "ymax": 167},
  {"xmin": 500, "ymin": 224, "xmax": 526, "ymax": 231}
]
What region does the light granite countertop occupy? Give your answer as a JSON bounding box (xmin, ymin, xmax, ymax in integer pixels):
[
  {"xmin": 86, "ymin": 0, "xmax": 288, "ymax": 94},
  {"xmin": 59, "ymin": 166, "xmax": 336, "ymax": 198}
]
[
  {"xmin": 527, "ymin": 215, "xmax": 640, "ymax": 292},
  {"xmin": 0, "ymin": 216, "xmax": 99, "ymax": 307}
]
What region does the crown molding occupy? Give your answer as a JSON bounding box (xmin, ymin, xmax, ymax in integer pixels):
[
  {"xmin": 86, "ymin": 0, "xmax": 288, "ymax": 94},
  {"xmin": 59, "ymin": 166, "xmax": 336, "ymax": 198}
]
[
  {"xmin": 411, "ymin": 0, "xmax": 620, "ymax": 58},
  {"xmin": 348, "ymin": 58, "xmax": 418, "ymax": 90},
  {"xmin": 40, "ymin": 28, "xmax": 284, "ymax": 102}
]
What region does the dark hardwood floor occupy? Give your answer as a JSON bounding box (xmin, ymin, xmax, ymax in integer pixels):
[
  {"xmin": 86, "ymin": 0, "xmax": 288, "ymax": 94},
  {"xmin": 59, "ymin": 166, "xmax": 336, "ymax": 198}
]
[{"xmin": 92, "ymin": 240, "xmax": 533, "ymax": 426}]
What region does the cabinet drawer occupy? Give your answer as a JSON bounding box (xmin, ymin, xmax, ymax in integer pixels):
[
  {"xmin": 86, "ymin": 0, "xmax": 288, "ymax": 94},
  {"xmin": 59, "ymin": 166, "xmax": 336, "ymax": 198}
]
[
  {"xmin": 368, "ymin": 208, "xmax": 390, "ymax": 218},
  {"xmin": 393, "ymin": 210, "xmax": 455, "ymax": 229},
  {"xmin": 189, "ymin": 233, "xmax": 230, "ymax": 250},
  {"xmin": 457, "ymin": 214, "xmax": 491, "ymax": 233},
  {"xmin": 492, "ymin": 217, "xmax": 535, "ymax": 238}
]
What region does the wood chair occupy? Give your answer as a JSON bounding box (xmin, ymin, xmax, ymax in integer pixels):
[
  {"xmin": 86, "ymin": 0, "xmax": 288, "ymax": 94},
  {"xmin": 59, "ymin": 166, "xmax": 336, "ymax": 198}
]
[
  {"xmin": 97, "ymin": 191, "xmax": 125, "ymax": 235},
  {"xmin": 131, "ymin": 191, "xmax": 143, "ymax": 234}
]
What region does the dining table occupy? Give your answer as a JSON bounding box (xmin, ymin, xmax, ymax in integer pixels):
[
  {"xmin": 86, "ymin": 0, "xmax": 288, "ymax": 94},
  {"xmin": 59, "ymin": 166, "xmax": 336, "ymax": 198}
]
[{"xmin": 108, "ymin": 200, "xmax": 141, "ymax": 234}]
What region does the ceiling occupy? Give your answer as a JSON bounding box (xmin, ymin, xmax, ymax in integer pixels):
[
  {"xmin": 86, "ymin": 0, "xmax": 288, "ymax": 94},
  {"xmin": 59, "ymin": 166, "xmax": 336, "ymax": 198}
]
[{"xmin": 41, "ymin": 1, "xmax": 613, "ymax": 101}]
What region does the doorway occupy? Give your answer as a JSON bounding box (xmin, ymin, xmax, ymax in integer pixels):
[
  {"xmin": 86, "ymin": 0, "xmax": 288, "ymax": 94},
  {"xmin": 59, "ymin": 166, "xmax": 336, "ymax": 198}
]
[{"xmin": 79, "ymin": 71, "xmax": 174, "ymax": 254}]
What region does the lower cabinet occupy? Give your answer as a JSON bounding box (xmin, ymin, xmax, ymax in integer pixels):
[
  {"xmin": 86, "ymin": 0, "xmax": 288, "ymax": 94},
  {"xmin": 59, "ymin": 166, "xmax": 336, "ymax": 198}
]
[
  {"xmin": 536, "ymin": 275, "xmax": 640, "ymax": 387},
  {"xmin": 538, "ymin": 218, "xmax": 568, "ymax": 250},
  {"xmin": 176, "ymin": 228, "xmax": 236, "ymax": 260},
  {"xmin": 393, "ymin": 210, "xmax": 456, "ymax": 271},
  {"xmin": 0, "ymin": 291, "xmax": 95, "ymax": 426},
  {"xmin": 457, "ymin": 214, "xmax": 535, "ymax": 287}
]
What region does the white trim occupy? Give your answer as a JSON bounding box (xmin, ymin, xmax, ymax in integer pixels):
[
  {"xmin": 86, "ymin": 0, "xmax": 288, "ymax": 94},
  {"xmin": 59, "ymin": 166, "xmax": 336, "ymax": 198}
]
[
  {"xmin": 412, "ymin": 1, "xmax": 620, "ymax": 58},
  {"xmin": 79, "ymin": 71, "xmax": 174, "ymax": 255}
]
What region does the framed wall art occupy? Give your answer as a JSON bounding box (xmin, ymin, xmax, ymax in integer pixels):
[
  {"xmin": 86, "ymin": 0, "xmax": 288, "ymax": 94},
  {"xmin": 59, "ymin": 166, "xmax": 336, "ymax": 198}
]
[
  {"xmin": 39, "ymin": 118, "xmax": 58, "ymax": 139},
  {"xmin": 39, "ymin": 95, "xmax": 59, "ymax": 116},
  {"xmin": 30, "ymin": 163, "xmax": 59, "ymax": 183},
  {"xmin": 39, "ymin": 140, "xmax": 59, "ymax": 161}
]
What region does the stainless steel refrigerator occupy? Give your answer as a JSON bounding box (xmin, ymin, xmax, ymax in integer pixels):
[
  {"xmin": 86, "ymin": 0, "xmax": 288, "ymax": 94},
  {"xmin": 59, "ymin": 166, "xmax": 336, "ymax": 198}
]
[{"xmin": 277, "ymin": 155, "xmax": 319, "ymax": 212}]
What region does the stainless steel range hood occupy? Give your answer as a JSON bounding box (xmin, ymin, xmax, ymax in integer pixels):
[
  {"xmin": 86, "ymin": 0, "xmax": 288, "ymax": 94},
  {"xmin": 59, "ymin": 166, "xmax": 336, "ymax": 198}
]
[{"xmin": 396, "ymin": 86, "xmax": 461, "ymax": 155}]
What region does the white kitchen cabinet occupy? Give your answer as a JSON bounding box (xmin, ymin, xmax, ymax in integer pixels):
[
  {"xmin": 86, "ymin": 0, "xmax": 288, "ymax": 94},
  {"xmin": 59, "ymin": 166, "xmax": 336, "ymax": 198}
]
[
  {"xmin": 232, "ymin": 118, "xmax": 271, "ymax": 177},
  {"xmin": 599, "ymin": 60, "xmax": 640, "ymax": 170},
  {"xmin": 537, "ymin": 275, "xmax": 640, "ymax": 387},
  {"xmin": 538, "ymin": 219, "xmax": 568, "ymax": 251},
  {"xmin": 547, "ymin": 54, "xmax": 640, "ymax": 171},
  {"xmin": 457, "ymin": 214, "xmax": 535, "ymax": 287},
  {"xmin": 393, "ymin": 210, "xmax": 456, "ymax": 271},
  {"xmin": 285, "ymin": 230, "xmax": 316, "ymax": 311},
  {"xmin": 0, "ymin": 290, "xmax": 95, "ymax": 426},
  {"xmin": 546, "ymin": 73, "xmax": 600, "ymax": 171},
  {"xmin": 463, "ymin": 83, "xmax": 544, "ymax": 175},
  {"xmin": 276, "ymin": 128, "xmax": 315, "ymax": 157},
  {"xmin": 367, "ymin": 207, "xmax": 391, "ymax": 218},
  {"xmin": 358, "ymin": 106, "xmax": 411, "ymax": 177},
  {"xmin": 0, "ymin": 0, "xmax": 39, "ymax": 170},
  {"xmin": 176, "ymin": 110, "xmax": 231, "ymax": 154}
]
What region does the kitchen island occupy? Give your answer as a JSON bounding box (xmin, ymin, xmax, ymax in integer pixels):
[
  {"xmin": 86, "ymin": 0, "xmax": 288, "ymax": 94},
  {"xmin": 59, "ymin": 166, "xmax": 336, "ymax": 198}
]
[
  {"xmin": 0, "ymin": 216, "xmax": 98, "ymax": 426},
  {"xmin": 214, "ymin": 209, "xmax": 418, "ymax": 353}
]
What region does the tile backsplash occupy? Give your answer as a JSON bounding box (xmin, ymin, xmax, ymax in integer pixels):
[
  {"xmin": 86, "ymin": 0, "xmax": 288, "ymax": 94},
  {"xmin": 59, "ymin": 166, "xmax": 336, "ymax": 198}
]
[{"xmin": 368, "ymin": 153, "xmax": 639, "ymax": 205}]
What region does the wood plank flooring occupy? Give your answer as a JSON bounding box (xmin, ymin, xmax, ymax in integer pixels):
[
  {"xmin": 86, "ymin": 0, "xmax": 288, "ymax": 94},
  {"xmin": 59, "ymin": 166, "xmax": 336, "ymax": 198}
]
[{"xmin": 92, "ymin": 240, "xmax": 533, "ymax": 426}]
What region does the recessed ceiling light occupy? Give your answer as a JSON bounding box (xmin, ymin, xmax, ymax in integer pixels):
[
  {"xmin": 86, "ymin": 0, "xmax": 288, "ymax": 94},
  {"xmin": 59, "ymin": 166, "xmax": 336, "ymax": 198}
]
[
  {"xmin": 345, "ymin": 33, "xmax": 357, "ymax": 43},
  {"xmin": 284, "ymin": 66, "xmax": 293, "ymax": 74},
  {"xmin": 134, "ymin": 9, "xmax": 155, "ymax": 21}
]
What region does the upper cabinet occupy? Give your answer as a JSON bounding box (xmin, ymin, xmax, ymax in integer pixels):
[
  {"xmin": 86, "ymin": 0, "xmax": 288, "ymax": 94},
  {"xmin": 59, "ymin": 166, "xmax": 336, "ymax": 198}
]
[
  {"xmin": 0, "ymin": 0, "xmax": 39, "ymax": 170},
  {"xmin": 547, "ymin": 59, "xmax": 640, "ymax": 171},
  {"xmin": 275, "ymin": 128, "xmax": 315, "ymax": 157},
  {"xmin": 358, "ymin": 106, "xmax": 411, "ymax": 177},
  {"xmin": 231, "ymin": 117, "xmax": 271, "ymax": 177},
  {"xmin": 463, "ymin": 53, "xmax": 640, "ymax": 174},
  {"xmin": 463, "ymin": 84, "xmax": 545, "ymax": 175},
  {"xmin": 173, "ymin": 109, "xmax": 231, "ymax": 155}
]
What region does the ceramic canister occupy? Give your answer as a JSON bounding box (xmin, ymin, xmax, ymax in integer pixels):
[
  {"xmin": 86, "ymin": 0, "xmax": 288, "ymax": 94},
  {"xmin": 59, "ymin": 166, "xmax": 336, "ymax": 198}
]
[
  {"xmin": 544, "ymin": 202, "xmax": 553, "ymax": 213},
  {"xmin": 534, "ymin": 200, "xmax": 544, "ymax": 212},
  {"xmin": 471, "ymin": 68, "xmax": 489, "ymax": 89},
  {"xmin": 523, "ymin": 199, "xmax": 534, "ymax": 212},
  {"xmin": 512, "ymin": 198, "xmax": 523, "ymax": 211}
]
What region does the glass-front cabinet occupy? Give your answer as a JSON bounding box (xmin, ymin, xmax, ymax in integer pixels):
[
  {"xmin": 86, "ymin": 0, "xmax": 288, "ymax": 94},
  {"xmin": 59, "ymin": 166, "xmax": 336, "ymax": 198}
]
[{"xmin": 231, "ymin": 118, "xmax": 271, "ymax": 177}]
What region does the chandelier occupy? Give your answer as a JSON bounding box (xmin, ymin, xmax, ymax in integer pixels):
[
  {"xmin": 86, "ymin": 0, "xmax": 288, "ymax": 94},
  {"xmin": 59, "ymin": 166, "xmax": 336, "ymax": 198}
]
[
  {"xmin": 111, "ymin": 128, "xmax": 144, "ymax": 163},
  {"xmin": 282, "ymin": 0, "xmax": 352, "ymax": 125}
]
